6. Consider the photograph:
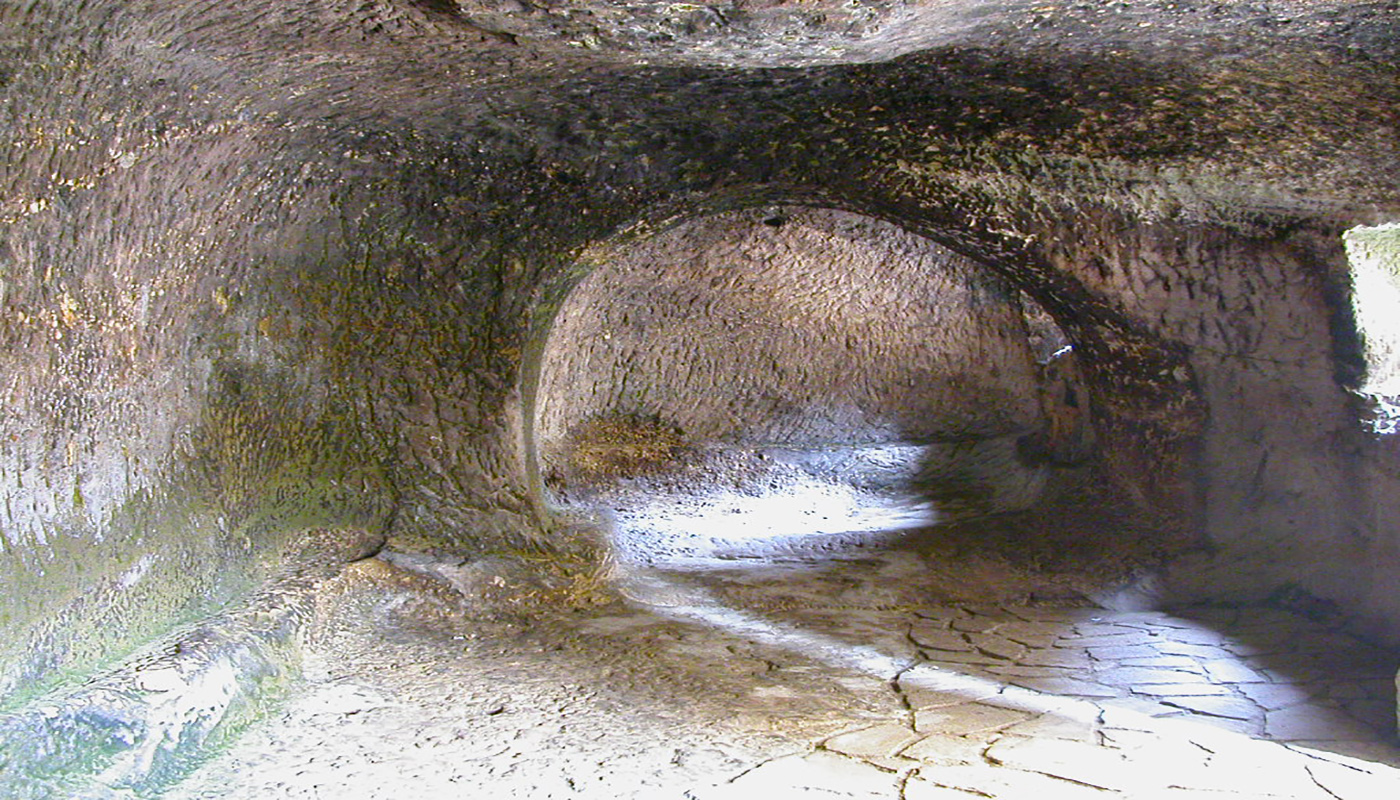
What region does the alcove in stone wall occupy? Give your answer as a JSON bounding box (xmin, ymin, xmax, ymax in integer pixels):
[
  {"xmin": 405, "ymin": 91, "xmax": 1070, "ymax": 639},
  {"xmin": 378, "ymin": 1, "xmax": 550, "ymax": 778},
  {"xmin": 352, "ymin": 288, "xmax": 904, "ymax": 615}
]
[
  {"xmin": 536, "ymin": 207, "xmax": 1047, "ymax": 454},
  {"xmin": 530, "ymin": 207, "xmax": 1128, "ymax": 581}
]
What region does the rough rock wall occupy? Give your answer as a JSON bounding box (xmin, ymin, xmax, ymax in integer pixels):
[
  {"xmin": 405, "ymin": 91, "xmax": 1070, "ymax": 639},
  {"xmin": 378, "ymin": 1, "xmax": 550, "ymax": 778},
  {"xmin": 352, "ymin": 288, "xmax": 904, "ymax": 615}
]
[
  {"xmin": 0, "ymin": 50, "xmax": 404, "ymax": 705},
  {"xmin": 0, "ymin": 1, "xmax": 537, "ymax": 701},
  {"xmin": 0, "ymin": 0, "xmax": 1398, "ymax": 720},
  {"xmin": 1033, "ymin": 215, "xmax": 1400, "ymax": 635},
  {"xmin": 534, "ymin": 208, "xmax": 1043, "ymax": 459}
]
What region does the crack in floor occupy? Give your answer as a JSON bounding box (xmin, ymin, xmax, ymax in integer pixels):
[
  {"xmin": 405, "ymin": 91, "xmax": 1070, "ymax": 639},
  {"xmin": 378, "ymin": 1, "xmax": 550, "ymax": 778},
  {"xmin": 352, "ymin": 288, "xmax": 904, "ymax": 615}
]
[{"xmin": 166, "ymin": 529, "xmax": 1400, "ymax": 799}]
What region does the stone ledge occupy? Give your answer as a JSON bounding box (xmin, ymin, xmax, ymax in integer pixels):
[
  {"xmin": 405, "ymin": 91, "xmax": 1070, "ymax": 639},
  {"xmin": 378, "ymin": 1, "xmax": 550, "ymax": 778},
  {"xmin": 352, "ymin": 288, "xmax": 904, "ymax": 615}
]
[{"xmin": 0, "ymin": 528, "xmax": 382, "ymax": 800}]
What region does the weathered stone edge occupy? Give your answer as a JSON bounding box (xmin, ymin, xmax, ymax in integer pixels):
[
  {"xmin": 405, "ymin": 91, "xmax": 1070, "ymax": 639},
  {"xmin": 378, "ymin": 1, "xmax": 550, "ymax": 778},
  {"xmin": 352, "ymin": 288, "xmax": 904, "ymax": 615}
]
[{"xmin": 0, "ymin": 528, "xmax": 384, "ymax": 800}]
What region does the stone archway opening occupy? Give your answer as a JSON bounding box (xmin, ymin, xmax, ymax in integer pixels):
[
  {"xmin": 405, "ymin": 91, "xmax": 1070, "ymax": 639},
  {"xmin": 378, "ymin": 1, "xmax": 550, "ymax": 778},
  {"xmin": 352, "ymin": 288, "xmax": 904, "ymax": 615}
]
[{"xmin": 529, "ymin": 206, "xmax": 1172, "ymax": 606}]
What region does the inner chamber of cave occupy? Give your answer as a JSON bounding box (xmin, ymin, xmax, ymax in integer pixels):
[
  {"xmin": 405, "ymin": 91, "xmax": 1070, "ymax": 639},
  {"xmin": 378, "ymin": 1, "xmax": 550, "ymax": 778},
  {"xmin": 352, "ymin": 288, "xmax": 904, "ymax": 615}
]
[
  {"xmin": 533, "ymin": 207, "xmax": 1155, "ymax": 603},
  {"xmin": 6, "ymin": 2, "xmax": 1400, "ymax": 795}
]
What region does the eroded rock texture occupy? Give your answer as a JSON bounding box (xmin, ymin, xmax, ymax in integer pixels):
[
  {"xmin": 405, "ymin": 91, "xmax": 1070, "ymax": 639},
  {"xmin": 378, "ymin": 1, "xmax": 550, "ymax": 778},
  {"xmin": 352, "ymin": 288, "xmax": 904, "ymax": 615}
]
[
  {"xmin": 1, "ymin": 0, "xmax": 1399, "ymax": 792},
  {"xmin": 535, "ymin": 208, "xmax": 1044, "ymax": 452}
]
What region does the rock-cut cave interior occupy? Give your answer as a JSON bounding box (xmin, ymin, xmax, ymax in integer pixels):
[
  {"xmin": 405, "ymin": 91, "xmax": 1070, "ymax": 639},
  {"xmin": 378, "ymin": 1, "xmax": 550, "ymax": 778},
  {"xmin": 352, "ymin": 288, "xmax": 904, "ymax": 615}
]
[{"xmin": 2, "ymin": 1, "xmax": 1400, "ymax": 798}]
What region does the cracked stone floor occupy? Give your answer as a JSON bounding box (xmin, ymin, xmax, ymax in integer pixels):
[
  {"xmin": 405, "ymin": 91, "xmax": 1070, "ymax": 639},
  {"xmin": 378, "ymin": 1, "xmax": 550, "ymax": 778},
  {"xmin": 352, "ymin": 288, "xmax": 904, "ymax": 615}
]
[{"xmin": 165, "ymin": 533, "xmax": 1400, "ymax": 800}]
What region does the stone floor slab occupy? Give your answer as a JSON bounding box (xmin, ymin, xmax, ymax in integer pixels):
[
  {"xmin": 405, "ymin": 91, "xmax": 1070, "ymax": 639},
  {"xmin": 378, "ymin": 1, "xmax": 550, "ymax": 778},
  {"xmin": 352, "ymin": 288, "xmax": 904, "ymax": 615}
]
[
  {"xmin": 985, "ymin": 736, "xmax": 1146, "ymax": 792},
  {"xmin": 966, "ymin": 632, "xmax": 1027, "ymax": 661},
  {"xmin": 908, "ymin": 627, "xmax": 972, "ymax": 652},
  {"xmin": 1095, "ymin": 666, "xmax": 1213, "ymax": 687},
  {"xmin": 1158, "ymin": 695, "xmax": 1262, "ymax": 721},
  {"xmin": 1087, "ymin": 644, "xmax": 1169, "ymax": 661},
  {"xmin": 985, "ymin": 665, "xmax": 1077, "ymax": 679},
  {"xmin": 1266, "ymin": 705, "xmax": 1379, "ymax": 742},
  {"xmin": 1057, "ymin": 632, "xmax": 1158, "ymax": 649},
  {"xmin": 1004, "ymin": 608, "xmax": 1108, "ymax": 624},
  {"xmin": 1306, "ymin": 755, "xmax": 1400, "ymax": 797},
  {"xmin": 1101, "ymin": 697, "xmax": 1187, "ymax": 720},
  {"xmin": 992, "ymin": 621, "xmax": 1062, "ymax": 649},
  {"xmin": 1154, "ymin": 641, "xmax": 1236, "ymax": 660},
  {"xmin": 914, "ymin": 703, "xmax": 1032, "ymax": 735},
  {"xmin": 999, "ymin": 712, "xmax": 1100, "ymax": 743},
  {"xmin": 1201, "ymin": 658, "xmax": 1267, "ymax": 684},
  {"xmin": 950, "ymin": 614, "xmax": 1013, "ymax": 634},
  {"xmin": 913, "ymin": 764, "xmax": 1113, "ymax": 799},
  {"xmin": 898, "ymin": 733, "xmax": 989, "ymax": 766},
  {"xmin": 718, "ymin": 751, "xmax": 902, "ymax": 798},
  {"xmin": 1132, "ymin": 683, "xmax": 1236, "ymax": 697},
  {"xmin": 1163, "ymin": 760, "xmax": 1334, "ymax": 798},
  {"xmin": 1115, "ymin": 654, "xmax": 1207, "ymax": 672},
  {"xmin": 1009, "ymin": 676, "xmax": 1122, "ymax": 698},
  {"xmin": 165, "ymin": 541, "xmax": 1400, "ymax": 800},
  {"xmin": 901, "ymin": 779, "xmax": 988, "ymax": 800},
  {"xmin": 1098, "ymin": 727, "xmax": 1210, "ymax": 764},
  {"xmin": 922, "ymin": 649, "xmax": 1006, "ymax": 666},
  {"xmin": 1236, "ymin": 681, "xmax": 1315, "ymax": 711},
  {"xmin": 1020, "ymin": 648, "xmax": 1093, "ymax": 668},
  {"xmin": 1287, "ymin": 742, "xmax": 1400, "ymax": 774},
  {"xmin": 824, "ymin": 723, "xmax": 923, "ymax": 759}
]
